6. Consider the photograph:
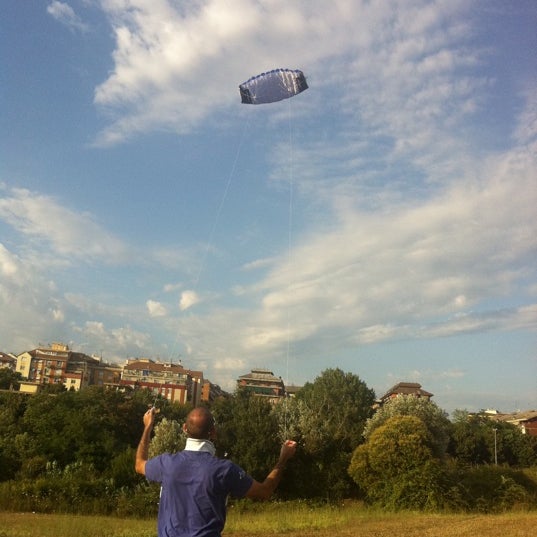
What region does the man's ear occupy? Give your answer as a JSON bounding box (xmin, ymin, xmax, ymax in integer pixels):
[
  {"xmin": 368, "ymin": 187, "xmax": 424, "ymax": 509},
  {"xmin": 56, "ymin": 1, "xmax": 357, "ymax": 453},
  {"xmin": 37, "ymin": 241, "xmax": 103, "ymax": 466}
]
[{"xmin": 183, "ymin": 423, "xmax": 188, "ymax": 434}]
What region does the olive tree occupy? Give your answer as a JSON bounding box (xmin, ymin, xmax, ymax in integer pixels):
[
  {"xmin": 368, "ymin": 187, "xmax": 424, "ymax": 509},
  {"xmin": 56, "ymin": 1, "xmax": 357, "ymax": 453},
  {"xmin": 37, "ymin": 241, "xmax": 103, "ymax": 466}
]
[
  {"xmin": 275, "ymin": 368, "xmax": 376, "ymax": 499},
  {"xmin": 149, "ymin": 417, "xmax": 185, "ymax": 457}
]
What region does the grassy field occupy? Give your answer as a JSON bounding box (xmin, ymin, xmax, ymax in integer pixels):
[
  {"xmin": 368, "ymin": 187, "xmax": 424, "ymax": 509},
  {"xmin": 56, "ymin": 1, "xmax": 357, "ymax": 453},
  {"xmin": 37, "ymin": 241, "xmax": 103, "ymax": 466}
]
[{"xmin": 1, "ymin": 503, "xmax": 536, "ymax": 537}]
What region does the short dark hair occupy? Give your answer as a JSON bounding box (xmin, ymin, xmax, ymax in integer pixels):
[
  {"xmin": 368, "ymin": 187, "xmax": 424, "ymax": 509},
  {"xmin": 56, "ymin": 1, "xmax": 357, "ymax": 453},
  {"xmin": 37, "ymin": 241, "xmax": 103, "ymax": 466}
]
[{"xmin": 185, "ymin": 407, "xmax": 215, "ymax": 439}]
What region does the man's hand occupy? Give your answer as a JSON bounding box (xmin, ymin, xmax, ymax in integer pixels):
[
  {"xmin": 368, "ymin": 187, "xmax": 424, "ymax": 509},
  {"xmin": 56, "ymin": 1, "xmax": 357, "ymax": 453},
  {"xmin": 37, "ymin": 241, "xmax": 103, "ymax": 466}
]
[
  {"xmin": 143, "ymin": 407, "xmax": 156, "ymax": 429},
  {"xmin": 279, "ymin": 440, "xmax": 297, "ymax": 464}
]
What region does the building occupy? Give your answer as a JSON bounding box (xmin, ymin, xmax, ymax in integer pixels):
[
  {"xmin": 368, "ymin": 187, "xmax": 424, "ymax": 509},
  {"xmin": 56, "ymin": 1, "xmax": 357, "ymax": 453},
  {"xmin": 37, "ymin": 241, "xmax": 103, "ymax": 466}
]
[
  {"xmin": 237, "ymin": 368, "xmax": 285, "ymax": 403},
  {"xmin": 376, "ymin": 381, "xmax": 433, "ymax": 407},
  {"xmin": 13, "ymin": 343, "xmax": 207, "ymax": 403},
  {"xmin": 120, "ymin": 358, "xmax": 203, "ymax": 405},
  {"xmin": 482, "ymin": 410, "xmax": 537, "ymax": 437},
  {"xmin": 0, "ymin": 352, "xmax": 17, "ymax": 370},
  {"xmin": 201, "ymin": 380, "xmax": 228, "ymax": 402},
  {"xmin": 16, "ymin": 343, "xmax": 121, "ymax": 393},
  {"xmin": 88, "ymin": 360, "xmax": 123, "ymax": 389},
  {"xmin": 189, "ymin": 369, "xmax": 204, "ymax": 406},
  {"xmin": 17, "ymin": 343, "xmax": 76, "ymax": 390}
]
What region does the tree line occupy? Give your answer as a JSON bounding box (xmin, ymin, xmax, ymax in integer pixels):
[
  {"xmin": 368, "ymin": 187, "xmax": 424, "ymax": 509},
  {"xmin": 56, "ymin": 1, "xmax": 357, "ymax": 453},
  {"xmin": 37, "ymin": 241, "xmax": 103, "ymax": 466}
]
[{"xmin": 0, "ymin": 367, "xmax": 535, "ymax": 515}]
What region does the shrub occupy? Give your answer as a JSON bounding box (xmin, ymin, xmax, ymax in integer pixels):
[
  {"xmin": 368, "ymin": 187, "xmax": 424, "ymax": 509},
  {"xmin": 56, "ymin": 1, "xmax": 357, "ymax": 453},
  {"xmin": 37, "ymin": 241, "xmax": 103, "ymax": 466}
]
[{"xmin": 349, "ymin": 415, "xmax": 447, "ymax": 510}]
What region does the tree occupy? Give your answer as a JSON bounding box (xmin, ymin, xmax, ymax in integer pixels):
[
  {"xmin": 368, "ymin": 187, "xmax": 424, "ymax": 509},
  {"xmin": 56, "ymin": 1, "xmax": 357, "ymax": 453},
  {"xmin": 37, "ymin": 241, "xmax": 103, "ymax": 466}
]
[
  {"xmin": 448, "ymin": 410, "xmax": 537, "ymax": 467},
  {"xmin": 0, "ymin": 368, "xmax": 21, "ymax": 390},
  {"xmin": 295, "ymin": 368, "xmax": 375, "ymax": 454},
  {"xmin": 364, "ymin": 395, "xmax": 451, "ymax": 458},
  {"xmin": 349, "ymin": 415, "xmax": 446, "ymax": 509},
  {"xmin": 278, "ymin": 368, "xmax": 376, "ymax": 499},
  {"xmin": 211, "ymin": 389, "xmax": 280, "ymax": 482},
  {"xmin": 448, "ymin": 411, "xmax": 492, "ymax": 465},
  {"xmin": 0, "ymin": 392, "xmax": 28, "ymax": 480},
  {"xmin": 149, "ymin": 418, "xmax": 185, "ymax": 457}
]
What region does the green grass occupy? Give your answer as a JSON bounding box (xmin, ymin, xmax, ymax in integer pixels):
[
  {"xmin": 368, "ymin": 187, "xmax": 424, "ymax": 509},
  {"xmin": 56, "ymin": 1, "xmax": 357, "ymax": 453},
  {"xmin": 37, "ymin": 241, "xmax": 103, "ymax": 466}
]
[{"xmin": 1, "ymin": 502, "xmax": 536, "ymax": 537}]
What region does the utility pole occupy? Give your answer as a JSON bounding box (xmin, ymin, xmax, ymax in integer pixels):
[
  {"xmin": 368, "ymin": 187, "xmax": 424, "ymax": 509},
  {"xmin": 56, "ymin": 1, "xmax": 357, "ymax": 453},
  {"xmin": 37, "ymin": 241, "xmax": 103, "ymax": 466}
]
[{"xmin": 493, "ymin": 428, "xmax": 498, "ymax": 465}]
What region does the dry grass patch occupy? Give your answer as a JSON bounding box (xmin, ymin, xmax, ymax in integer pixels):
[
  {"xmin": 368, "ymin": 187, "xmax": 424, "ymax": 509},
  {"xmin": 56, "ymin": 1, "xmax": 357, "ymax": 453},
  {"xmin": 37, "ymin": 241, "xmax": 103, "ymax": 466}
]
[{"xmin": 1, "ymin": 505, "xmax": 536, "ymax": 537}]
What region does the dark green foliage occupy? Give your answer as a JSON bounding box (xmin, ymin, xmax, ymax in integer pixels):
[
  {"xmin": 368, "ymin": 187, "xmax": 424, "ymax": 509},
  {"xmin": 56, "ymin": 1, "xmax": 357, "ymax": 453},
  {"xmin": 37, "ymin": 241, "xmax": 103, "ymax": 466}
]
[
  {"xmin": 211, "ymin": 389, "xmax": 281, "ymax": 481},
  {"xmin": 109, "ymin": 447, "xmax": 140, "ymax": 488},
  {"xmin": 0, "ymin": 368, "xmax": 22, "ymax": 390},
  {"xmin": 0, "ymin": 382, "xmax": 536, "ymax": 515},
  {"xmin": 281, "ymin": 368, "xmax": 376, "ymax": 500},
  {"xmin": 0, "ymin": 392, "xmax": 29, "ymax": 479},
  {"xmin": 443, "ymin": 464, "xmax": 537, "ymax": 512},
  {"xmin": 350, "ymin": 406, "xmax": 537, "ymax": 512},
  {"xmin": 448, "ymin": 410, "xmax": 537, "ymax": 467}
]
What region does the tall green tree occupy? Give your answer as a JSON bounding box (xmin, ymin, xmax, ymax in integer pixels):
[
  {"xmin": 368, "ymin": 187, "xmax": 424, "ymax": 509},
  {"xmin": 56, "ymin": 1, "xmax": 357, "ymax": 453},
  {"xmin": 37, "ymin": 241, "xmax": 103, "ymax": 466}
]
[
  {"xmin": 279, "ymin": 368, "xmax": 376, "ymax": 499},
  {"xmin": 211, "ymin": 389, "xmax": 280, "ymax": 482}
]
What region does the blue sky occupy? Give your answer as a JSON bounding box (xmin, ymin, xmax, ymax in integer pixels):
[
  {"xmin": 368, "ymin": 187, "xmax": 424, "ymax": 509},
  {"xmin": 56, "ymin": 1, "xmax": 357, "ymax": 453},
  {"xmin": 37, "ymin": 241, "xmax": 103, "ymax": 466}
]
[{"xmin": 1, "ymin": 0, "xmax": 536, "ymax": 414}]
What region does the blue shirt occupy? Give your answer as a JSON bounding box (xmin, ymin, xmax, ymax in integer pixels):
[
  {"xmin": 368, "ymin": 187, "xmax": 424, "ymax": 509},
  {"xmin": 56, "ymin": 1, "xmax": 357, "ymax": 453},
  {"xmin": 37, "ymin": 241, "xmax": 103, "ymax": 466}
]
[{"xmin": 145, "ymin": 450, "xmax": 253, "ymax": 537}]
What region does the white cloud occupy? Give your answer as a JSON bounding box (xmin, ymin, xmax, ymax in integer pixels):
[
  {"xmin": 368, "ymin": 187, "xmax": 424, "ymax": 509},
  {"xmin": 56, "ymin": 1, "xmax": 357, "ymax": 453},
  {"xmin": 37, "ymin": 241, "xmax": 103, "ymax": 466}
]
[
  {"xmin": 0, "ymin": 242, "xmax": 66, "ymax": 352},
  {"xmin": 146, "ymin": 299, "xmax": 167, "ymax": 317},
  {"xmin": 213, "ymin": 356, "xmax": 246, "ymax": 370},
  {"xmin": 0, "ymin": 243, "xmax": 21, "ymax": 279},
  {"xmin": 47, "ymin": 1, "xmax": 89, "ymax": 33},
  {"xmin": 93, "ymin": 0, "xmax": 475, "ymax": 145},
  {"xmin": 171, "ymin": 129, "xmax": 537, "ymax": 360},
  {"xmin": 0, "ymin": 187, "xmax": 130, "ymax": 263},
  {"xmin": 163, "ymin": 282, "xmax": 183, "ymax": 293},
  {"xmin": 74, "ymin": 321, "xmax": 152, "ymax": 358},
  {"xmin": 179, "ymin": 290, "xmax": 200, "ymax": 311}
]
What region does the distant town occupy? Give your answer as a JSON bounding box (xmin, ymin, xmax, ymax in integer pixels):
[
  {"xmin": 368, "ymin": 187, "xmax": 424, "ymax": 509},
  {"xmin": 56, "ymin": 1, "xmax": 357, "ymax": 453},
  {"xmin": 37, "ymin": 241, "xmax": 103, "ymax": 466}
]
[{"xmin": 1, "ymin": 342, "xmax": 535, "ymax": 436}]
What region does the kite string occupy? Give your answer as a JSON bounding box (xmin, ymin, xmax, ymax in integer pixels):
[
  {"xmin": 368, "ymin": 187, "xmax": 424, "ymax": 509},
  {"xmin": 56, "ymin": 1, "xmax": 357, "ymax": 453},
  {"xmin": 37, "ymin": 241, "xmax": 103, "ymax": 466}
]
[
  {"xmin": 168, "ymin": 117, "xmax": 250, "ymax": 368},
  {"xmin": 284, "ymin": 97, "xmax": 294, "ymax": 437},
  {"xmin": 193, "ymin": 116, "xmax": 251, "ymax": 288}
]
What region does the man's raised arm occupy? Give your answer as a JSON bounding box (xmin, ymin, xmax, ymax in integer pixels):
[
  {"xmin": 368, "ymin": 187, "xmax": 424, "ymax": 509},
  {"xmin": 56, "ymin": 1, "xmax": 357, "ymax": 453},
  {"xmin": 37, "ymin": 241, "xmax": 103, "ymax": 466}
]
[
  {"xmin": 245, "ymin": 439, "xmax": 297, "ymax": 500},
  {"xmin": 135, "ymin": 408, "xmax": 155, "ymax": 475}
]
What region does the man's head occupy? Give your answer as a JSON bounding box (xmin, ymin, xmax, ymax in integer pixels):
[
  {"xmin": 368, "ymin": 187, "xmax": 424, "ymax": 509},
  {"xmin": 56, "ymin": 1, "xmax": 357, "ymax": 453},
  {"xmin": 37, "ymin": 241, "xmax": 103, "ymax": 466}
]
[{"xmin": 183, "ymin": 407, "xmax": 216, "ymax": 440}]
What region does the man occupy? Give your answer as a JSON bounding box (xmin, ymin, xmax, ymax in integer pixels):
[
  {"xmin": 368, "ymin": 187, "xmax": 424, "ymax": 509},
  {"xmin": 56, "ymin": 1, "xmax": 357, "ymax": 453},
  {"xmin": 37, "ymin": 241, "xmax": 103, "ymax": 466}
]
[{"xmin": 135, "ymin": 406, "xmax": 297, "ymax": 537}]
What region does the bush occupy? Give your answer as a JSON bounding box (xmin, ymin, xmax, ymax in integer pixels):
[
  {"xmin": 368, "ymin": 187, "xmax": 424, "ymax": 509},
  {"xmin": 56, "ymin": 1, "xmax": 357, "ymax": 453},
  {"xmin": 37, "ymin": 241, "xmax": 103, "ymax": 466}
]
[
  {"xmin": 349, "ymin": 415, "xmax": 447, "ymax": 510},
  {"xmin": 445, "ymin": 465, "xmax": 537, "ymax": 512}
]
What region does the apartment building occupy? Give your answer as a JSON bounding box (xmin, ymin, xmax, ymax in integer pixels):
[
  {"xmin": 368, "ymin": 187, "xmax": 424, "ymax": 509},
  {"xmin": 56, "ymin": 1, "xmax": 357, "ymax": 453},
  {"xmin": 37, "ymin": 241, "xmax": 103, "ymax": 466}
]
[
  {"xmin": 120, "ymin": 358, "xmax": 203, "ymax": 405},
  {"xmin": 237, "ymin": 368, "xmax": 285, "ymax": 403},
  {"xmin": 16, "ymin": 343, "xmax": 122, "ymax": 393},
  {"xmin": 12, "ymin": 343, "xmax": 220, "ymax": 404}
]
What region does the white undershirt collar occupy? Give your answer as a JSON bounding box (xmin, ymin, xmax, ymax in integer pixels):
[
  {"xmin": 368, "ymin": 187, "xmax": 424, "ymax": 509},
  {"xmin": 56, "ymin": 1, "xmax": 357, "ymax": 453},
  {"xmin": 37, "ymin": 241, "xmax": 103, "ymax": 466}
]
[{"xmin": 184, "ymin": 437, "xmax": 216, "ymax": 456}]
